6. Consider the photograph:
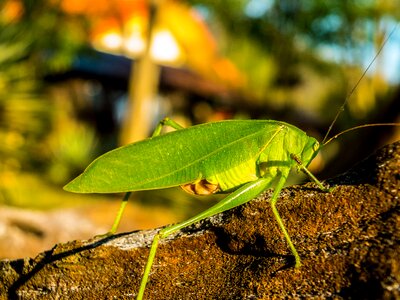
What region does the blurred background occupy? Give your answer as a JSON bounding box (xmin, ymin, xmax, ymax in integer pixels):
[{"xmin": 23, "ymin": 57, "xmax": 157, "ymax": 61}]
[{"xmin": 0, "ymin": 0, "xmax": 399, "ymax": 259}]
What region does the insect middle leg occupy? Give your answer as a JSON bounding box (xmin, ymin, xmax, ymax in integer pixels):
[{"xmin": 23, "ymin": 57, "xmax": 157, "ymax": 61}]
[
  {"xmin": 269, "ymin": 171, "xmax": 302, "ymax": 267},
  {"xmin": 270, "ymin": 155, "xmax": 333, "ymax": 267}
]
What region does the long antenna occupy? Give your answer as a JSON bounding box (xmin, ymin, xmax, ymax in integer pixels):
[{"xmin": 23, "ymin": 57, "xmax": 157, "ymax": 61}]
[
  {"xmin": 322, "ymin": 24, "xmax": 398, "ymax": 144},
  {"xmin": 323, "ymin": 123, "xmax": 400, "ymax": 146}
]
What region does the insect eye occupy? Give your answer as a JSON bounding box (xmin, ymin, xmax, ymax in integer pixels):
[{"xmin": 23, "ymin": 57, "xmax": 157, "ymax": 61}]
[{"xmin": 313, "ymin": 142, "xmax": 320, "ymax": 152}]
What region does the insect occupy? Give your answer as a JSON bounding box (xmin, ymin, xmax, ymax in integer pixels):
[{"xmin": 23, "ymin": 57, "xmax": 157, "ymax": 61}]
[{"xmin": 64, "ymin": 28, "xmax": 398, "ymax": 299}]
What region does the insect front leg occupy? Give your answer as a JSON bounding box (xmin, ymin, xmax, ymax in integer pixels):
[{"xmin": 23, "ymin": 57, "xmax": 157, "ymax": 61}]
[{"xmin": 290, "ymin": 153, "xmax": 331, "ymax": 192}]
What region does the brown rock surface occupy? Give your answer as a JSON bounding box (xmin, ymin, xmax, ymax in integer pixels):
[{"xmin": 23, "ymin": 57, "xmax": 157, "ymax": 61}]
[{"xmin": 0, "ymin": 141, "xmax": 399, "ymax": 299}]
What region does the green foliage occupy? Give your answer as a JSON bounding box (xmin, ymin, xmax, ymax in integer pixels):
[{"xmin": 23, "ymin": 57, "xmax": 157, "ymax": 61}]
[
  {"xmin": 47, "ymin": 122, "xmax": 97, "ymax": 184},
  {"xmin": 0, "ymin": 1, "xmax": 95, "ymax": 206},
  {"xmin": 11, "ymin": 0, "xmax": 89, "ymax": 73},
  {"xmin": 0, "ymin": 26, "xmax": 49, "ymax": 172}
]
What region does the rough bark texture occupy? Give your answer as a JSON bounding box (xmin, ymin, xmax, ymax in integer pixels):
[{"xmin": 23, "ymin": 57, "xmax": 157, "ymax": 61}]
[{"xmin": 1, "ymin": 141, "xmax": 399, "ymax": 299}]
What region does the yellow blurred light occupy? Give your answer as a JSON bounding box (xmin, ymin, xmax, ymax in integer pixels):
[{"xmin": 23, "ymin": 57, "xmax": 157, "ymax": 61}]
[
  {"xmin": 151, "ymin": 29, "xmax": 183, "ymax": 65},
  {"xmin": 95, "ymin": 28, "xmax": 183, "ymax": 66},
  {"xmin": 123, "ymin": 16, "xmax": 146, "ymax": 55},
  {"xmin": 124, "ymin": 33, "xmax": 146, "ymax": 56},
  {"xmin": 101, "ymin": 32, "xmax": 123, "ymax": 50}
]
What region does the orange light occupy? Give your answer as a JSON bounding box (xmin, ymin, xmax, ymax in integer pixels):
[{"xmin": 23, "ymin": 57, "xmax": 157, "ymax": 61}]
[{"xmin": 1, "ymin": 0, "xmax": 23, "ymax": 22}]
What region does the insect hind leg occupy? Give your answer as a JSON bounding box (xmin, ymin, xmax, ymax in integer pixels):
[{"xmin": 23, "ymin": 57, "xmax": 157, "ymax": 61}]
[{"xmin": 152, "ymin": 117, "xmax": 185, "ymax": 137}]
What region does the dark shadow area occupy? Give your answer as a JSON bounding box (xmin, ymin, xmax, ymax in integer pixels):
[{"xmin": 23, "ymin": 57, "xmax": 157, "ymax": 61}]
[{"xmin": 338, "ymin": 265, "xmax": 382, "ymax": 299}]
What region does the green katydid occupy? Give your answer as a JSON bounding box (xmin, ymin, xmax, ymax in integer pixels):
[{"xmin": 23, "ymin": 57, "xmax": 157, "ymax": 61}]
[
  {"xmin": 64, "ymin": 27, "xmax": 399, "ymax": 299},
  {"xmin": 64, "ymin": 118, "xmax": 326, "ymax": 296}
]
